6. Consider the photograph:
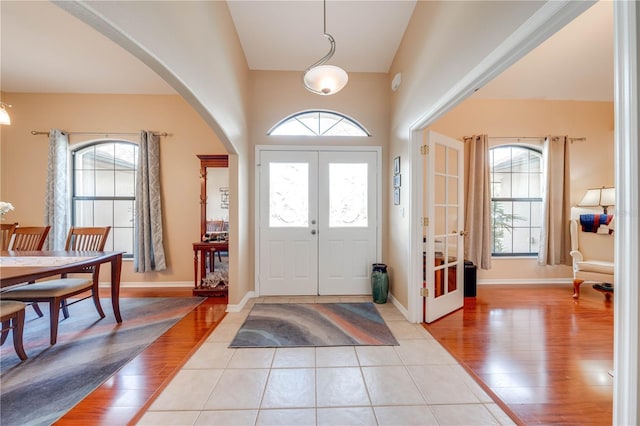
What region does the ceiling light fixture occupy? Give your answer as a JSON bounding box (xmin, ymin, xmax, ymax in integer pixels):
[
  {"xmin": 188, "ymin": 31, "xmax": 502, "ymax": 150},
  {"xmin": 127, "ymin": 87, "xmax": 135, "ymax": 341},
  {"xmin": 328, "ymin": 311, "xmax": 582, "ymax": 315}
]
[
  {"xmin": 303, "ymin": 0, "xmax": 348, "ymax": 95},
  {"xmin": 0, "ymin": 102, "xmax": 12, "ymax": 125}
]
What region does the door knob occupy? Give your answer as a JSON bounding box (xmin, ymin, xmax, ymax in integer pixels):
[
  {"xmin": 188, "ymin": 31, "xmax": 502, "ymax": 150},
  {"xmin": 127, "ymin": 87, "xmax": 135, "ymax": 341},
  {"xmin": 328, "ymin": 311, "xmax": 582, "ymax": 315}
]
[
  {"xmin": 459, "ymin": 230, "xmax": 468, "ymax": 236},
  {"xmin": 311, "ymin": 230, "xmax": 317, "ymax": 235}
]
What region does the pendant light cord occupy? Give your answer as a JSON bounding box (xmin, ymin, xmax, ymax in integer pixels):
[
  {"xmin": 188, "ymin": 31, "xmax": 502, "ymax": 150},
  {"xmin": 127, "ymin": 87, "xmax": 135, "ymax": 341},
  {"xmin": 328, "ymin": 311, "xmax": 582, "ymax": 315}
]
[{"xmin": 304, "ymin": 0, "xmax": 336, "ymax": 73}]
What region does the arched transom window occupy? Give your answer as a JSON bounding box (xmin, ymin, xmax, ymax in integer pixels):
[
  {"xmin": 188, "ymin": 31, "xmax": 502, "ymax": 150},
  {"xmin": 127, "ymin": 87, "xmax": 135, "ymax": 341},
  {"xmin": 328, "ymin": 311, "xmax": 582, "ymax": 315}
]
[{"xmin": 268, "ymin": 110, "xmax": 370, "ymax": 137}]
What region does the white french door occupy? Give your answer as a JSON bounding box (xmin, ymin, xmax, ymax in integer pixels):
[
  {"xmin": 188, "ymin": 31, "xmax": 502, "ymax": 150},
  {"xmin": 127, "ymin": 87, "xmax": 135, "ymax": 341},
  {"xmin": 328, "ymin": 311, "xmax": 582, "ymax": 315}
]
[
  {"xmin": 423, "ymin": 131, "xmax": 465, "ymax": 323},
  {"xmin": 258, "ymin": 148, "xmax": 378, "ymax": 296}
]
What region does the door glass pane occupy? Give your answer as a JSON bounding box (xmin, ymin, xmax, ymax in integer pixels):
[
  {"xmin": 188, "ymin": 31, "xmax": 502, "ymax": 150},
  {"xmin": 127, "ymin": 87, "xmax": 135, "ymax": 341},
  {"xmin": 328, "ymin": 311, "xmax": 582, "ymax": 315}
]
[
  {"xmin": 435, "ymin": 175, "xmax": 446, "ymax": 204},
  {"xmin": 435, "ymin": 144, "xmax": 446, "ymax": 174},
  {"xmin": 434, "ymin": 256, "xmax": 445, "ymax": 298},
  {"xmin": 447, "ymin": 235, "xmax": 458, "ymax": 263},
  {"xmin": 329, "ymin": 163, "xmax": 368, "ymax": 227},
  {"xmin": 447, "ymin": 147, "xmax": 458, "ymax": 174},
  {"xmin": 447, "ymin": 177, "xmax": 458, "ymax": 204},
  {"xmin": 447, "ymin": 264, "xmax": 459, "ymax": 293},
  {"xmin": 447, "ymin": 207, "xmax": 458, "ymax": 235},
  {"xmin": 270, "ymin": 163, "xmax": 309, "ymax": 227},
  {"xmin": 435, "ymin": 206, "xmax": 446, "ymax": 236}
]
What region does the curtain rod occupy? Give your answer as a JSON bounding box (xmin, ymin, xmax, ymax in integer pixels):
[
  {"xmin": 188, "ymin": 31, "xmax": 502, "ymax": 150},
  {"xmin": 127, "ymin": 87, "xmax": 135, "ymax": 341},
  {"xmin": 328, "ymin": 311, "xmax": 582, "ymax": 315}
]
[
  {"xmin": 463, "ymin": 135, "xmax": 586, "ymax": 143},
  {"xmin": 30, "ymin": 130, "xmax": 169, "ymax": 137}
]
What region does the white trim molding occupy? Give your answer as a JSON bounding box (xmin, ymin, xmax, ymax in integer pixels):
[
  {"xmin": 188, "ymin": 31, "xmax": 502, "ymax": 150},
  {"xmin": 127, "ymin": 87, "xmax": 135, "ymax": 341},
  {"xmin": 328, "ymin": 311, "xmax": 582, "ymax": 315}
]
[
  {"xmin": 99, "ymin": 281, "xmax": 193, "ymax": 288},
  {"xmin": 226, "ymin": 291, "xmax": 255, "ymax": 312},
  {"xmin": 613, "ymin": 1, "xmax": 640, "ymax": 424}
]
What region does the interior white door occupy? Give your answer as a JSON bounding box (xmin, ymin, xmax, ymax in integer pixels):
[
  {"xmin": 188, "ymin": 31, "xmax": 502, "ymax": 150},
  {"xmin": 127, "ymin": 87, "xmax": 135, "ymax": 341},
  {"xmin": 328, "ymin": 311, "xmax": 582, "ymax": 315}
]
[
  {"xmin": 259, "ymin": 149, "xmax": 378, "ymax": 296},
  {"xmin": 423, "ymin": 131, "xmax": 465, "ymax": 323},
  {"xmin": 259, "ymin": 150, "xmax": 318, "ymax": 296},
  {"xmin": 318, "ymin": 151, "xmax": 378, "ymax": 295}
]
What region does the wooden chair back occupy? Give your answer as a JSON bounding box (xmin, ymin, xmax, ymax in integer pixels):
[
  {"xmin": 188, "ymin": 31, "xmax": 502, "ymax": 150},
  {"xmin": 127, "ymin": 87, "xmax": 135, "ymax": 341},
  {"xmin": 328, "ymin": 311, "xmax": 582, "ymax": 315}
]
[
  {"xmin": 0, "ymin": 223, "xmax": 18, "ymax": 250},
  {"xmin": 65, "ymin": 226, "xmax": 111, "ymax": 251},
  {"xmin": 9, "ymin": 226, "xmax": 50, "ymax": 251}
]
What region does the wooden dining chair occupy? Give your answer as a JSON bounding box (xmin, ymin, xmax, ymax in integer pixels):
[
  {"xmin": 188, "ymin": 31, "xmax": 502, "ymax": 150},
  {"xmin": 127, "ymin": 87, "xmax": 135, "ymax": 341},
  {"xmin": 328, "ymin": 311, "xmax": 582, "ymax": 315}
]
[
  {"xmin": 1, "ymin": 274, "xmax": 103, "ymax": 345},
  {"xmin": 65, "ymin": 226, "xmax": 111, "ymax": 252},
  {"xmin": 7, "ymin": 226, "xmax": 51, "ymax": 318},
  {"xmin": 58, "ymin": 226, "xmax": 111, "ymax": 318},
  {"xmin": 1, "ymin": 222, "xmax": 18, "ymax": 251},
  {"xmin": 2, "ymin": 226, "xmax": 111, "ymax": 342},
  {"xmin": 8, "ymin": 226, "xmax": 50, "ymax": 251},
  {"xmin": 0, "ymin": 300, "xmax": 28, "ymax": 360}
]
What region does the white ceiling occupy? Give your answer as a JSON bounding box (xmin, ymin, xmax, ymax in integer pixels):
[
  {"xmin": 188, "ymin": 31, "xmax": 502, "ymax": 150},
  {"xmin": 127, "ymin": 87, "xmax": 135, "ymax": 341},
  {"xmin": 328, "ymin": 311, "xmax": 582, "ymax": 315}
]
[{"xmin": 0, "ymin": 0, "xmax": 613, "ymax": 101}]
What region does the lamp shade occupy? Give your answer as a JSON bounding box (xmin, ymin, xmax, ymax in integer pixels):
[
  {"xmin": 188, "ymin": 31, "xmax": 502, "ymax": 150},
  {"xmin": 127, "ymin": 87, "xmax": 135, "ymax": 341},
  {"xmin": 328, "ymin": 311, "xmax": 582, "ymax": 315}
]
[
  {"xmin": 600, "ymin": 187, "xmax": 615, "ymax": 207},
  {"xmin": 577, "ymin": 188, "xmax": 603, "ymax": 207},
  {"xmin": 303, "ymin": 65, "xmax": 348, "ymax": 95},
  {"xmin": 578, "ymin": 186, "xmax": 615, "ymax": 213},
  {"xmin": 0, "ymin": 105, "xmax": 10, "ymax": 125}
]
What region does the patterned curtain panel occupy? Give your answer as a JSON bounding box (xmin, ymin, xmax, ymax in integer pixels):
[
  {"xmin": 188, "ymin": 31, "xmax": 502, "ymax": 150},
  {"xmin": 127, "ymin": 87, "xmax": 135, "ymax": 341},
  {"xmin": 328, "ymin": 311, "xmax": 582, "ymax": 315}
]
[
  {"xmin": 134, "ymin": 130, "xmax": 167, "ymax": 272},
  {"xmin": 463, "ymin": 134, "xmax": 492, "ymax": 270},
  {"xmin": 538, "ymin": 136, "xmax": 571, "ymax": 266},
  {"xmin": 43, "ymin": 129, "xmax": 70, "ymax": 250}
]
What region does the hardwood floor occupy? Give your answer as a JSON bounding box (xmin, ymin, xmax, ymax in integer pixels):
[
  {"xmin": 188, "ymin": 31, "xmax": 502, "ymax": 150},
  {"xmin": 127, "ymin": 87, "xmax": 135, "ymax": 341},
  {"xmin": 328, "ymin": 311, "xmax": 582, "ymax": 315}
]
[
  {"xmin": 424, "ymin": 284, "xmax": 613, "ymax": 425},
  {"xmin": 56, "ymin": 288, "xmax": 227, "ymax": 426},
  {"xmin": 54, "ymin": 284, "xmax": 612, "ymax": 425}
]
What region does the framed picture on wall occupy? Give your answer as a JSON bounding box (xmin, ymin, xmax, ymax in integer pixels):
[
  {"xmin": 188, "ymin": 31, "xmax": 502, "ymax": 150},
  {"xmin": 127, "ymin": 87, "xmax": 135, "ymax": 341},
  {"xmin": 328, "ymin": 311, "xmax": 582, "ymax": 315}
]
[
  {"xmin": 394, "ymin": 187, "xmax": 400, "ymax": 205},
  {"xmin": 394, "ymin": 156, "xmax": 401, "ymax": 175},
  {"xmin": 394, "ymin": 174, "xmax": 401, "ymax": 188}
]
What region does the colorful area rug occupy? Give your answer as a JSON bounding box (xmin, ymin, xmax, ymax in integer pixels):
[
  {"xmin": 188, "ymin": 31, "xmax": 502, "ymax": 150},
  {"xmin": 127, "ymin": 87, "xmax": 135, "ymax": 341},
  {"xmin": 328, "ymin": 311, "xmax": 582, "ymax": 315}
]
[
  {"xmin": 229, "ymin": 302, "xmax": 398, "ymax": 348},
  {"xmin": 0, "ymin": 297, "xmax": 203, "ymax": 426}
]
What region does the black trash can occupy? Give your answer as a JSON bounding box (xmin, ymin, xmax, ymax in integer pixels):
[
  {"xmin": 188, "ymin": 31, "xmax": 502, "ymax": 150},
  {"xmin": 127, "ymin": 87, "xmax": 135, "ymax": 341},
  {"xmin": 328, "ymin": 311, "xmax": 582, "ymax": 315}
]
[{"xmin": 464, "ymin": 260, "xmax": 477, "ymax": 297}]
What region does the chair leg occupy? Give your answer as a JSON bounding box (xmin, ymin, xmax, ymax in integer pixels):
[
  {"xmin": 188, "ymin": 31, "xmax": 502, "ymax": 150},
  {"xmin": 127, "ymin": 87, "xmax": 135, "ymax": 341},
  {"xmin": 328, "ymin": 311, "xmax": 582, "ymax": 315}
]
[
  {"xmin": 61, "ymin": 299, "xmax": 70, "ymax": 319},
  {"xmin": 0, "ymin": 319, "xmax": 9, "ymax": 345},
  {"xmin": 12, "ymin": 310, "xmax": 28, "ymax": 361},
  {"xmin": 49, "ymin": 299, "xmax": 61, "ymax": 345},
  {"xmin": 91, "ymin": 290, "xmax": 106, "ymax": 319},
  {"xmin": 573, "ymin": 279, "xmax": 584, "ymax": 299},
  {"xmin": 32, "ymin": 302, "xmax": 44, "ymax": 318}
]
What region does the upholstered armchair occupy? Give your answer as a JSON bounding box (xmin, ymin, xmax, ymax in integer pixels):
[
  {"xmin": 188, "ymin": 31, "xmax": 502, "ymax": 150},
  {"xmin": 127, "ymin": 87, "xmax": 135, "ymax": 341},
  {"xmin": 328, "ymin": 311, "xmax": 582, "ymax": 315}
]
[{"xmin": 569, "ymin": 219, "xmax": 615, "ymax": 299}]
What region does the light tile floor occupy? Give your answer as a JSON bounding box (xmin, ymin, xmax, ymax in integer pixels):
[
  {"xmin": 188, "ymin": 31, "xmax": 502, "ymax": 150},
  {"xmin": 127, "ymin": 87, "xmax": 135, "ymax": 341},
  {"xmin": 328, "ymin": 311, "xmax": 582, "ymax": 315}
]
[{"xmin": 137, "ymin": 296, "xmax": 515, "ymax": 426}]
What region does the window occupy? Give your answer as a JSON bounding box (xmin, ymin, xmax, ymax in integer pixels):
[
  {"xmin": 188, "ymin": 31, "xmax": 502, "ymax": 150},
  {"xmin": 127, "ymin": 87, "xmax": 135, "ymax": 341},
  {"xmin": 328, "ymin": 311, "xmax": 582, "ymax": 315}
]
[
  {"xmin": 490, "ymin": 145, "xmax": 543, "ymax": 256},
  {"xmin": 268, "ymin": 110, "xmax": 369, "ymax": 136},
  {"xmin": 72, "ymin": 141, "xmax": 138, "ymax": 258}
]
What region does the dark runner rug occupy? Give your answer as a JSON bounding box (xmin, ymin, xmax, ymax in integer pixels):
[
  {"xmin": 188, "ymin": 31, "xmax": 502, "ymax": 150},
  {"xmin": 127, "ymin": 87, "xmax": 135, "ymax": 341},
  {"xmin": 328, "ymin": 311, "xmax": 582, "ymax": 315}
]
[
  {"xmin": 229, "ymin": 302, "xmax": 398, "ymax": 348},
  {"xmin": 0, "ymin": 297, "xmax": 203, "ymax": 426}
]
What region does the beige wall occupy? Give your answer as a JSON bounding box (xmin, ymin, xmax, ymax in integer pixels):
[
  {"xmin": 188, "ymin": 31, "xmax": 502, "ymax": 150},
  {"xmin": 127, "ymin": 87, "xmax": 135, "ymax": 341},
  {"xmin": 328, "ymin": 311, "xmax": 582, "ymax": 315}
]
[
  {"xmin": 387, "ymin": 1, "xmax": 550, "ymax": 308},
  {"xmin": 0, "ymin": 92, "xmax": 225, "ymax": 285},
  {"xmin": 386, "ymin": 1, "xmax": 594, "ymax": 310},
  {"xmin": 430, "ymin": 97, "xmax": 614, "ymax": 282},
  {"xmin": 248, "ymin": 71, "xmax": 391, "ymax": 292},
  {"xmin": 57, "ymin": 1, "xmax": 253, "ymax": 305}
]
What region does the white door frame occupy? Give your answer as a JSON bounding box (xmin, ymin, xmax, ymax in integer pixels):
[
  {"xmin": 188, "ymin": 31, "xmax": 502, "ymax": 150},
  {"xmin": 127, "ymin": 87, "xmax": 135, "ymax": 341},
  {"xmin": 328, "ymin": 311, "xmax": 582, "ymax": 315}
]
[
  {"xmin": 408, "ymin": 1, "xmax": 639, "ymax": 422},
  {"xmin": 255, "ymin": 145, "xmax": 382, "ymax": 297}
]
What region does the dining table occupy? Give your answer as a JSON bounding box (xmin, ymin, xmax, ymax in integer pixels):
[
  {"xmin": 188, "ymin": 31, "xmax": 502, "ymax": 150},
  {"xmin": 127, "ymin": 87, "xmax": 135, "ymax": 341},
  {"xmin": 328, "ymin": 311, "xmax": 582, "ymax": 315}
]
[{"xmin": 0, "ymin": 250, "xmax": 124, "ymax": 323}]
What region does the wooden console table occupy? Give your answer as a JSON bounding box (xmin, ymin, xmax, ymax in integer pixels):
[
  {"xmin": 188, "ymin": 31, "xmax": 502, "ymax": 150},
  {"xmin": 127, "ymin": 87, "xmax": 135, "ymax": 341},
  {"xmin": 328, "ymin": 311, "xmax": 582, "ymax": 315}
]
[{"xmin": 192, "ymin": 241, "xmax": 228, "ymax": 297}]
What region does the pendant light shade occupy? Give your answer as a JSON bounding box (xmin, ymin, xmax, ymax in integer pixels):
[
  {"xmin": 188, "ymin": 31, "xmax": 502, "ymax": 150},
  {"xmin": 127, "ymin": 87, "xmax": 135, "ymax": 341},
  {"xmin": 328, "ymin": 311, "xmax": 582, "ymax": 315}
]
[
  {"xmin": 303, "ymin": 0, "xmax": 348, "ymax": 95},
  {"xmin": 304, "ymin": 64, "xmax": 348, "ymax": 95},
  {"xmin": 0, "ymin": 103, "xmax": 11, "ymax": 125}
]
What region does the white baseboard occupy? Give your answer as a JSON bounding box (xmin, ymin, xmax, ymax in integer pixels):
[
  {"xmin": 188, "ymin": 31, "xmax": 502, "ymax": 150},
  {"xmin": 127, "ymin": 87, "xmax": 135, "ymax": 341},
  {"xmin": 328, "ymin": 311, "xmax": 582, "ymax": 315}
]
[
  {"xmin": 477, "ymin": 278, "xmax": 573, "ymax": 285},
  {"xmin": 227, "ymin": 291, "xmax": 255, "ymax": 312},
  {"xmin": 98, "ymin": 281, "xmax": 193, "ymax": 288},
  {"xmin": 388, "ymin": 292, "xmax": 410, "ymax": 320}
]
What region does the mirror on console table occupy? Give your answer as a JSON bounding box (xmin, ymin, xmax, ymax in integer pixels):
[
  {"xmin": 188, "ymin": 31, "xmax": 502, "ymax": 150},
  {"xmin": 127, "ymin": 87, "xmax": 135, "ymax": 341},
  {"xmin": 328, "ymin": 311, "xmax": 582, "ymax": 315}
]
[{"xmin": 194, "ymin": 154, "xmax": 229, "ymax": 297}]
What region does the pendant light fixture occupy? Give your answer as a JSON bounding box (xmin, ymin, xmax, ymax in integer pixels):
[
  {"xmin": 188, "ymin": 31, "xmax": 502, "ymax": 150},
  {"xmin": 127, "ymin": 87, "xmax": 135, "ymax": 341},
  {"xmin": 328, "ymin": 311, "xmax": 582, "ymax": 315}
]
[
  {"xmin": 303, "ymin": 0, "xmax": 348, "ymax": 95},
  {"xmin": 0, "ymin": 102, "xmax": 12, "ymax": 125}
]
